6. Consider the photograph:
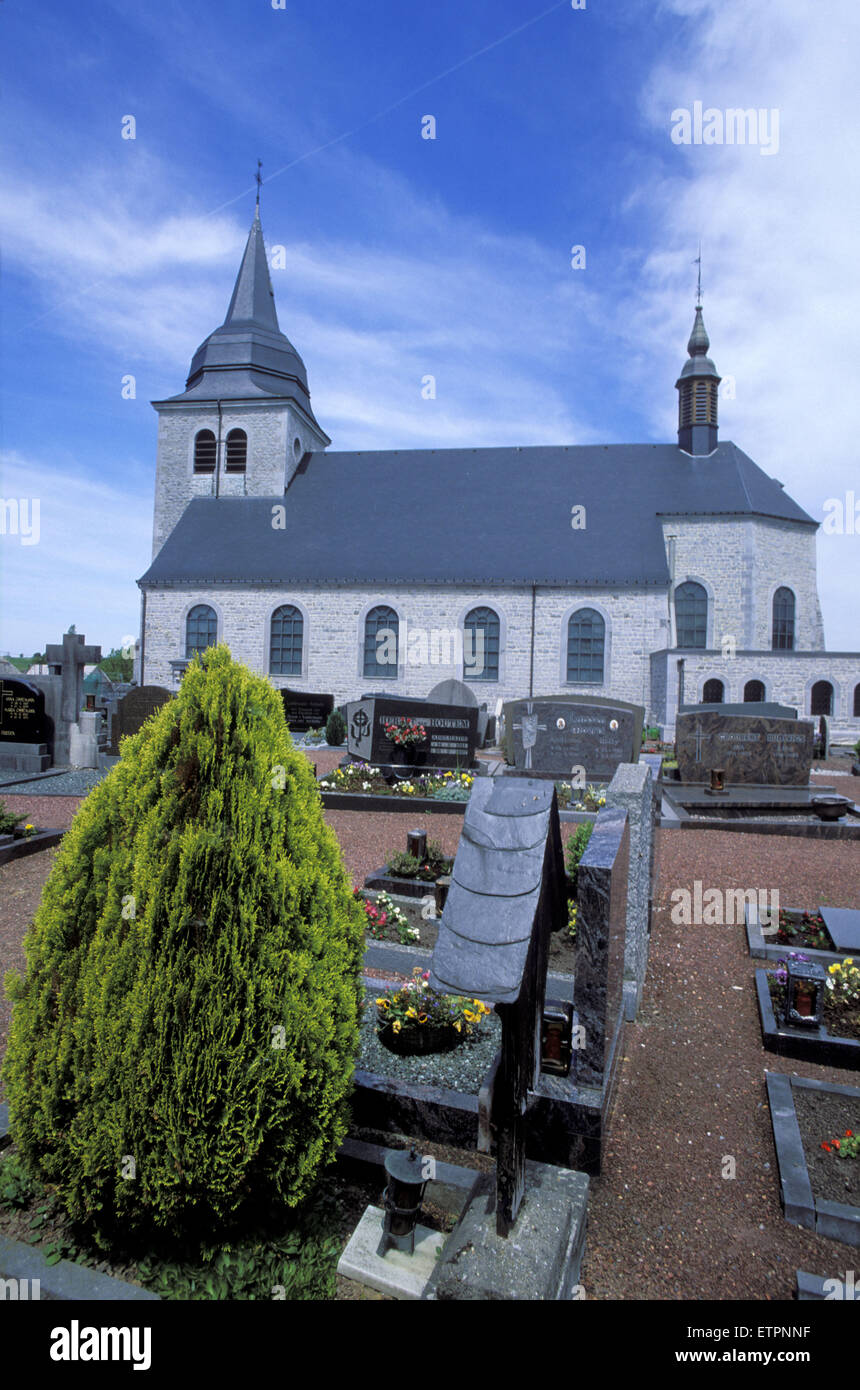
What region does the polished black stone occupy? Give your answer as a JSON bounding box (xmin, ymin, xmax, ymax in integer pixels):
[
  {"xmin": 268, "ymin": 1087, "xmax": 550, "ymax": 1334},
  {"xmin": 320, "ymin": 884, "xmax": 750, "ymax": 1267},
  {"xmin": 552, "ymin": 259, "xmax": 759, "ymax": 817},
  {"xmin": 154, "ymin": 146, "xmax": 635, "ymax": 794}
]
[
  {"xmin": 345, "ymin": 695, "xmax": 479, "ymax": 770},
  {"xmin": 819, "ymin": 907, "xmax": 860, "ymax": 952},
  {"xmin": 0, "ymin": 678, "xmax": 50, "ymax": 746},
  {"xmin": 279, "ymin": 687, "xmax": 334, "ymax": 732}
]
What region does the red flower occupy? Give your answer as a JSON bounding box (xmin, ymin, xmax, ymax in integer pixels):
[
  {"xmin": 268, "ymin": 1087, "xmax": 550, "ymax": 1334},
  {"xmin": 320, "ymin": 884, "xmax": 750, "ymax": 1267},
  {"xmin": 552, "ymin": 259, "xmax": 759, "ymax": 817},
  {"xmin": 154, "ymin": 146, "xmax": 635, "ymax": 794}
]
[
  {"xmin": 821, "ymin": 1142, "xmax": 832, "ymax": 1151},
  {"xmin": 847, "ymin": 1130, "xmax": 854, "ymax": 1138}
]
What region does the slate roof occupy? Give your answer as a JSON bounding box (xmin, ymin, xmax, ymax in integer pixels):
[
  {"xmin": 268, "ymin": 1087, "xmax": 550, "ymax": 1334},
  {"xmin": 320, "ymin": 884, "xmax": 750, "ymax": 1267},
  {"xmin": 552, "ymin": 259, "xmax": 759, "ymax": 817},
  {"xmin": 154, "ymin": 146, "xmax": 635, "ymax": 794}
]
[
  {"xmin": 139, "ymin": 439, "xmax": 816, "ymax": 589},
  {"xmin": 154, "ymin": 208, "xmax": 322, "ymax": 428}
]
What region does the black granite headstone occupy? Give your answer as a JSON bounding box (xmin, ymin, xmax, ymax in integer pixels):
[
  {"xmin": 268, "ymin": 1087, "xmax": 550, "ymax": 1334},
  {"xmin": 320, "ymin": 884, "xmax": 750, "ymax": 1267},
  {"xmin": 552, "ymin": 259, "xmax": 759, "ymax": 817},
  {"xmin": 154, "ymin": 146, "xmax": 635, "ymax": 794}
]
[
  {"xmin": 109, "ymin": 685, "xmax": 172, "ymax": 753},
  {"xmin": 0, "ymin": 678, "xmax": 50, "ymax": 745},
  {"xmin": 345, "ymin": 696, "xmax": 479, "ymax": 770},
  {"xmin": 675, "ymin": 710, "xmax": 814, "ymax": 785},
  {"xmin": 279, "ymin": 687, "xmax": 334, "ymax": 733},
  {"xmin": 504, "ymin": 698, "xmax": 637, "ymax": 781}
]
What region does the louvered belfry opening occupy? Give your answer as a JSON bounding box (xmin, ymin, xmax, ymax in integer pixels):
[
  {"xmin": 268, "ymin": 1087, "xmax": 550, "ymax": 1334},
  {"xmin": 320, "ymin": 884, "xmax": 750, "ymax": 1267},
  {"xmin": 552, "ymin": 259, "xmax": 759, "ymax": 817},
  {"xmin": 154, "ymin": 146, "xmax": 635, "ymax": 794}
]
[
  {"xmin": 225, "ymin": 428, "xmax": 247, "ymax": 473},
  {"xmin": 193, "ymin": 429, "xmax": 217, "ymax": 473}
]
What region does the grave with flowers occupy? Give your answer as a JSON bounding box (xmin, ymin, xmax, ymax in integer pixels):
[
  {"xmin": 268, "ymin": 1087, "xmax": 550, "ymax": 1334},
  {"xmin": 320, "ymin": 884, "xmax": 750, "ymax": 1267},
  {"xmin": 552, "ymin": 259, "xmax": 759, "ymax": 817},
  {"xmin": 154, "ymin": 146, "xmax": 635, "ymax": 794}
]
[{"xmin": 756, "ymin": 953, "xmax": 860, "ymax": 1068}]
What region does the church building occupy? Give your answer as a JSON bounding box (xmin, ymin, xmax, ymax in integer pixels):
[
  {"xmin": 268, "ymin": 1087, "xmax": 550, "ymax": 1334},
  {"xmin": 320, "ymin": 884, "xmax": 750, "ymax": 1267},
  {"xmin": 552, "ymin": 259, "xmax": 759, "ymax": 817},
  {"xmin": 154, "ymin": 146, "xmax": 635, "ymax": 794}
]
[{"xmin": 138, "ymin": 202, "xmax": 860, "ymax": 739}]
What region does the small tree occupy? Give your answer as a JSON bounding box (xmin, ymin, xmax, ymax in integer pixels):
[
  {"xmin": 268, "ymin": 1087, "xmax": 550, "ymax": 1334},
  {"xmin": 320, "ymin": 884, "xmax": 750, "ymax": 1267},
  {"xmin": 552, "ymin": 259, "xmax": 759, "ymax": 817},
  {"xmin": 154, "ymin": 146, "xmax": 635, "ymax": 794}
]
[
  {"xmin": 325, "ymin": 709, "xmax": 346, "ymax": 747},
  {"xmin": 3, "ymin": 646, "xmax": 365, "ymax": 1250}
]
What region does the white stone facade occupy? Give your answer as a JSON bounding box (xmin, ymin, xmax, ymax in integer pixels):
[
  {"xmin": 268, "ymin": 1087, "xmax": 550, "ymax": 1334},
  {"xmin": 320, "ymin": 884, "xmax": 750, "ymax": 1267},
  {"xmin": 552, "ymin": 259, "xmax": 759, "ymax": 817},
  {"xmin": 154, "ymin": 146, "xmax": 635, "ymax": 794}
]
[
  {"xmin": 142, "ymin": 583, "xmax": 669, "ymax": 713},
  {"xmin": 151, "ymin": 401, "xmax": 326, "ymax": 558}
]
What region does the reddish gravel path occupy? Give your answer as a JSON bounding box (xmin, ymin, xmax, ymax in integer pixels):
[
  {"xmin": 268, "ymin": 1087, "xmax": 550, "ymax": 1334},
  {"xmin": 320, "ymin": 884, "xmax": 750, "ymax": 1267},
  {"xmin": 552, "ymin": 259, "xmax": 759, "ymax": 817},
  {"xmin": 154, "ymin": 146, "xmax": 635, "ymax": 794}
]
[{"xmin": 2, "ymin": 763, "xmax": 860, "ymax": 1300}]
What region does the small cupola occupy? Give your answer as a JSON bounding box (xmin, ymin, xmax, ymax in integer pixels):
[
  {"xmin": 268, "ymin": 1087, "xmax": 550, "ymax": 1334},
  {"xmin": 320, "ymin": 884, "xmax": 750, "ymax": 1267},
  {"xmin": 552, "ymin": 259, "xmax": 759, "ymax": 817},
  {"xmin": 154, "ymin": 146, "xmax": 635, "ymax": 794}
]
[{"xmin": 676, "ymin": 301, "xmax": 721, "ymax": 456}]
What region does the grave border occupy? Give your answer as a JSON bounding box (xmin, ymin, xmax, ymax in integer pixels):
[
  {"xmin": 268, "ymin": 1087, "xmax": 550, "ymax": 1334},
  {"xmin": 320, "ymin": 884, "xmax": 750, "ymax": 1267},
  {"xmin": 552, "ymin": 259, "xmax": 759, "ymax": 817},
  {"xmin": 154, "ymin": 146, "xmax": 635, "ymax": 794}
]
[
  {"xmin": 756, "ymin": 970, "xmax": 860, "ymax": 1069},
  {"xmin": 765, "ymin": 1071, "xmax": 860, "ymax": 1247},
  {"xmin": 0, "ymin": 829, "xmax": 65, "ymax": 868},
  {"xmin": 744, "ymin": 904, "xmax": 854, "ymax": 967}
]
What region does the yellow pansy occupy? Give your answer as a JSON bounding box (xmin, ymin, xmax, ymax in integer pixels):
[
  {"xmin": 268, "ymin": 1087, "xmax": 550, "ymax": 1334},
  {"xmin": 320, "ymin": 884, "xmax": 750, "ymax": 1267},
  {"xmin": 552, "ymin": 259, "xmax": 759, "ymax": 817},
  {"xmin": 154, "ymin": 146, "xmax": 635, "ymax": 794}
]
[
  {"xmin": 392, "ymin": 1020, "xmax": 402, "ymax": 1033},
  {"xmin": 406, "ymin": 1007, "xmax": 418, "ymax": 1019}
]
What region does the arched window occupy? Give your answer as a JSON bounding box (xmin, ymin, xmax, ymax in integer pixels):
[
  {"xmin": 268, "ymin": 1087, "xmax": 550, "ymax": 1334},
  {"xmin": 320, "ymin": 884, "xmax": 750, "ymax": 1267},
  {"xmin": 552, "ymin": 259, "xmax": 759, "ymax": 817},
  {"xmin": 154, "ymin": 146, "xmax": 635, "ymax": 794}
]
[
  {"xmin": 186, "ymin": 604, "xmax": 217, "ymax": 657},
  {"xmin": 225, "ymin": 428, "xmax": 247, "ymax": 473},
  {"xmin": 193, "ymin": 429, "xmax": 217, "ymax": 473},
  {"xmin": 363, "ymin": 606, "xmax": 399, "ymax": 679},
  {"xmin": 703, "ymin": 678, "xmax": 724, "ymax": 703},
  {"xmin": 463, "ymin": 607, "xmax": 500, "ymax": 681},
  {"xmin": 811, "ymin": 680, "xmax": 833, "ymax": 716},
  {"xmin": 854, "ymin": 684, "xmax": 860, "ymax": 718},
  {"xmin": 744, "ymin": 680, "xmax": 766, "ymax": 703},
  {"xmin": 567, "ymin": 608, "xmax": 605, "ymax": 683},
  {"xmin": 772, "ymin": 587, "xmax": 795, "ymax": 650},
  {"xmin": 270, "ymin": 605, "xmax": 303, "ymax": 676},
  {"xmin": 674, "ymin": 582, "xmax": 707, "ymax": 648}
]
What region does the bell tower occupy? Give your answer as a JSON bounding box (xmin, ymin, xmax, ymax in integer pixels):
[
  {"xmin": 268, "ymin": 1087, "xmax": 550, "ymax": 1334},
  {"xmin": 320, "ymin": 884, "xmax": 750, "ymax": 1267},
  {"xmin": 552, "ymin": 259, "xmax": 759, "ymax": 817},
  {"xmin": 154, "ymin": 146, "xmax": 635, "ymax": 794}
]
[
  {"xmin": 150, "ymin": 181, "xmax": 330, "ymax": 558},
  {"xmin": 676, "ymin": 278, "xmax": 720, "ymax": 457}
]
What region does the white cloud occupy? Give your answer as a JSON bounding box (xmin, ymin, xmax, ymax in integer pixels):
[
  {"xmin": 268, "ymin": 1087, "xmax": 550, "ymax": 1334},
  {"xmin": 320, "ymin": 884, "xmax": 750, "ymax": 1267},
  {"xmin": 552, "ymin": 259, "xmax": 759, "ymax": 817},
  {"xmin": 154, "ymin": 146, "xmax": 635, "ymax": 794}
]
[{"xmin": 0, "ymin": 451, "xmax": 150, "ymax": 656}]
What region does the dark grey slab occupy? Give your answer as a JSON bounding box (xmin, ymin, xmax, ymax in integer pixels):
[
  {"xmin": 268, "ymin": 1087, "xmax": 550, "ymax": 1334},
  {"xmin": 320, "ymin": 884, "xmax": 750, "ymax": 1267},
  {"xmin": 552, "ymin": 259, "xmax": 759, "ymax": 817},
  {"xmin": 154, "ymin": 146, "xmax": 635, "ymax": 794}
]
[
  {"xmin": 504, "ymin": 698, "xmax": 637, "ymax": 781},
  {"xmin": 0, "ymin": 1234, "xmax": 160, "ymax": 1300},
  {"xmin": 423, "ymin": 1161, "xmax": 589, "ymax": 1301},
  {"xmin": 765, "ymin": 1071, "xmax": 816, "ymax": 1229},
  {"xmin": 819, "ymin": 907, "xmax": 860, "ymax": 952},
  {"xmin": 676, "ymin": 711, "xmax": 813, "ymax": 785},
  {"xmin": 109, "ymin": 685, "xmax": 171, "ymax": 753}
]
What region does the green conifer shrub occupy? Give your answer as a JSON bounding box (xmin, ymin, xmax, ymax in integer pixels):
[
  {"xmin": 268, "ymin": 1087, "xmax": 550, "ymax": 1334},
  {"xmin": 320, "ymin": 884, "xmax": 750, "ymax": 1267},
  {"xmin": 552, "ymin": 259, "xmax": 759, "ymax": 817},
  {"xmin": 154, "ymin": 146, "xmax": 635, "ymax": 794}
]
[
  {"xmin": 2, "ymin": 646, "xmax": 365, "ymax": 1251},
  {"xmin": 325, "ymin": 709, "xmax": 346, "ymax": 747}
]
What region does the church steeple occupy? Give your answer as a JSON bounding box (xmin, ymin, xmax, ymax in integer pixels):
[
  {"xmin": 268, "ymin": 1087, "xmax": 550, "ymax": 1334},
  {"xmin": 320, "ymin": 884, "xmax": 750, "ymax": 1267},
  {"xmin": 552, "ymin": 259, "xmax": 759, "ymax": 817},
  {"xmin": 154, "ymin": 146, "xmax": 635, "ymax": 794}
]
[
  {"xmin": 676, "ymin": 297, "xmax": 720, "ymax": 456},
  {"xmin": 165, "ymin": 202, "xmax": 322, "ymax": 433},
  {"xmin": 222, "ymin": 205, "xmax": 281, "ymax": 335}
]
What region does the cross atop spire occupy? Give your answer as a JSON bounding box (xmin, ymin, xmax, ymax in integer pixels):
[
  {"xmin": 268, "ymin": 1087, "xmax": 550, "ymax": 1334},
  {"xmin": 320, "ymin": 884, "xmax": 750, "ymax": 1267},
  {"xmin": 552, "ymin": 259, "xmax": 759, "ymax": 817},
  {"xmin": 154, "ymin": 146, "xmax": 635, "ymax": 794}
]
[
  {"xmin": 694, "ymin": 242, "xmax": 702, "ymax": 306},
  {"xmin": 255, "ymin": 159, "xmax": 262, "ymax": 209}
]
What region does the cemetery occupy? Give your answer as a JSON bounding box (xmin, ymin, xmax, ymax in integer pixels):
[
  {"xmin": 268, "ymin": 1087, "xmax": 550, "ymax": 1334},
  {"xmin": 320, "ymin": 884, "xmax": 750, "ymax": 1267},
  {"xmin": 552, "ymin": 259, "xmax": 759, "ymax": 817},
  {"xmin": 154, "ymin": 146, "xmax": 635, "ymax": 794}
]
[{"xmin": 0, "ymin": 642, "xmax": 858, "ymax": 1303}]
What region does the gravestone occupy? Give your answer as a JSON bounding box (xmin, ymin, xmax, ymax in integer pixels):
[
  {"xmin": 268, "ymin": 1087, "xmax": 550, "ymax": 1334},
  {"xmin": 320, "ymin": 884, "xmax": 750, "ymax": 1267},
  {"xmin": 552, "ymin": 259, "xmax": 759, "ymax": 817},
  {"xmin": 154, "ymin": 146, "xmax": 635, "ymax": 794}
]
[
  {"xmin": 0, "ymin": 678, "xmax": 52, "ymax": 772},
  {"xmin": 503, "ymin": 696, "xmax": 639, "ymax": 781},
  {"xmin": 818, "ymin": 907, "xmax": 860, "ymax": 953},
  {"xmin": 680, "ymin": 701, "xmax": 797, "ymax": 720},
  {"xmin": 279, "ymin": 687, "xmax": 334, "ymax": 734},
  {"xmin": 675, "ymin": 709, "xmax": 814, "ymax": 785},
  {"xmin": 426, "ymin": 678, "xmax": 489, "ymax": 747},
  {"xmin": 109, "ymin": 686, "xmax": 172, "ymax": 754},
  {"xmin": 430, "ymin": 777, "xmax": 567, "ymax": 1235},
  {"xmin": 345, "ymin": 696, "xmax": 479, "ymax": 771},
  {"xmin": 574, "ymin": 806, "xmax": 630, "ymax": 1093},
  {"xmin": 44, "ymin": 630, "xmax": 102, "ymax": 766}
]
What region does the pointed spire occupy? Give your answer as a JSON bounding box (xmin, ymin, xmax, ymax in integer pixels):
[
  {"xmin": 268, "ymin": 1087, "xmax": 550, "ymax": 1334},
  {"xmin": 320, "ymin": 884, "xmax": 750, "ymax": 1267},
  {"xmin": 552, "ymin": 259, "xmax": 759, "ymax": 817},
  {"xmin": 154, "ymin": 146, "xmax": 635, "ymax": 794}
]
[
  {"xmin": 676, "ymin": 292, "xmax": 721, "ymax": 457},
  {"xmin": 687, "ymin": 304, "xmax": 710, "ymax": 357},
  {"xmin": 222, "ymin": 205, "xmax": 280, "ymax": 333}
]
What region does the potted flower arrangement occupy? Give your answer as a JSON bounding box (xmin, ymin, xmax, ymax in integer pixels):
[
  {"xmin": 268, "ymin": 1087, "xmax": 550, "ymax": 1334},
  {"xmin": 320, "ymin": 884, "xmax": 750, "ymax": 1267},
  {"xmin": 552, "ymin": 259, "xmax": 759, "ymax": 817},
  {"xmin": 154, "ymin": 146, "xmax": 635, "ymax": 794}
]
[
  {"xmin": 383, "ymin": 717, "xmax": 427, "ymax": 766},
  {"xmin": 375, "ymin": 968, "xmax": 492, "ymax": 1055}
]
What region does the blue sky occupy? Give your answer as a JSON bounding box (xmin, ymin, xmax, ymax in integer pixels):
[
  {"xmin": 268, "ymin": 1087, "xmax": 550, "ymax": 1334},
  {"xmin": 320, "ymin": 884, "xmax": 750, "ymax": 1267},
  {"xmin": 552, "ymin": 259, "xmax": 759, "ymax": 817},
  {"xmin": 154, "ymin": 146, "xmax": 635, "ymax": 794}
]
[{"xmin": 1, "ymin": 0, "xmax": 859, "ymax": 657}]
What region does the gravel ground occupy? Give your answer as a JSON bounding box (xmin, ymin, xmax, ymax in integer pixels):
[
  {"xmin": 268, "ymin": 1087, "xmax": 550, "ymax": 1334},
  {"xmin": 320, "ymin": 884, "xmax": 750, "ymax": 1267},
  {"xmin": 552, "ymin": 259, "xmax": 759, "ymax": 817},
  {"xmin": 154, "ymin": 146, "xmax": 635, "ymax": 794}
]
[{"xmin": 3, "ymin": 764, "xmax": 860, "ymax": 1301}]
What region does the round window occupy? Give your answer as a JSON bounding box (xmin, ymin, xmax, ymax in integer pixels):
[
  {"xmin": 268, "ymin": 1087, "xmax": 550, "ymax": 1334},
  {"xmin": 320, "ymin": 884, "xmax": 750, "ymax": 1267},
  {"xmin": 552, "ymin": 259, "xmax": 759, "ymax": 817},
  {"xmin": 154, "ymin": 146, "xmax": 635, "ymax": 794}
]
[{"xmin": 293, "ymin": 437, "xmax": 302, "ymax": 460}]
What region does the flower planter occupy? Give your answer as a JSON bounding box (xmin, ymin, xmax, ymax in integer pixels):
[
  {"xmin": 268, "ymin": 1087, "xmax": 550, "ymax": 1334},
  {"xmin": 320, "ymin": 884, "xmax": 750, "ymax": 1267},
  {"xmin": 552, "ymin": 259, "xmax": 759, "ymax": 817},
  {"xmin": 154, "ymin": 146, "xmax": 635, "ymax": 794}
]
[{"xmin": 376, "ymin": 1018, "xmax": 464, "ymax": 1056}]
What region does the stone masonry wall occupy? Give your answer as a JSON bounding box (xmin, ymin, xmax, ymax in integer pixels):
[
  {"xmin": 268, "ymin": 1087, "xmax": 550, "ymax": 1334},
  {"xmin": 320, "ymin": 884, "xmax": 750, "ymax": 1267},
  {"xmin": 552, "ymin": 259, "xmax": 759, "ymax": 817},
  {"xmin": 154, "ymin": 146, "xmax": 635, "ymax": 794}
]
[{"xmin": 142, "ymin": 583, "xmax": 668, "ymax": 715}]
